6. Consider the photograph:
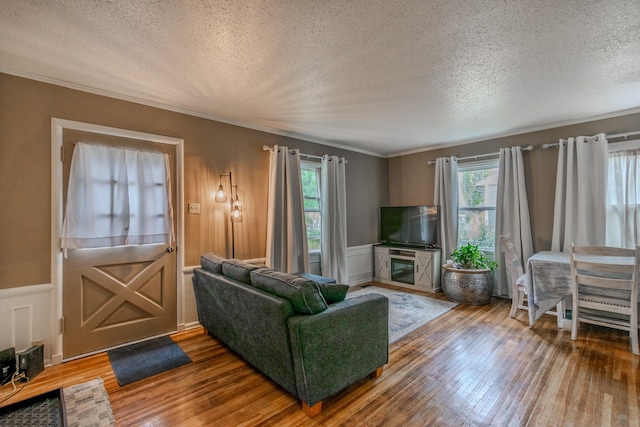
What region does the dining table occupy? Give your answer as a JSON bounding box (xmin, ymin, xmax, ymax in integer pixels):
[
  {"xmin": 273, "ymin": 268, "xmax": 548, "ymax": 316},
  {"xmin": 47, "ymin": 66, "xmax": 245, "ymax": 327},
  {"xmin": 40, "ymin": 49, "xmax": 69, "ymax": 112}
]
[
  {"xmin": 526, "ymin": 250, "xmax": 636, "ymax": 328},
  {"xmin": 526, "ymin": 251, "xmax": 571, "ymax": 327}
]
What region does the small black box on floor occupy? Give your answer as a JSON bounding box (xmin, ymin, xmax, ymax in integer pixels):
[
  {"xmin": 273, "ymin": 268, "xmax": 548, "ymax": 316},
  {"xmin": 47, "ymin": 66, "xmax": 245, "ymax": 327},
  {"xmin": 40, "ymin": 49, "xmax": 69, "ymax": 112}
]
[
  {"xmin": 18, "ymin": 344, "xmax": 44, "ymax": 381},
  {"xmin": 0, "ymin": 347, "xmax": 16, "ymax": 385}
]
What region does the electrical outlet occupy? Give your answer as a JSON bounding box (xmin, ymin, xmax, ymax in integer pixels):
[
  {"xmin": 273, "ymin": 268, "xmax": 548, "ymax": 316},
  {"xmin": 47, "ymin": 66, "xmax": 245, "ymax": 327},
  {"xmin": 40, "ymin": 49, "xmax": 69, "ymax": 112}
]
[{"xmin": 188, "ymin": 203, "xmax": 200, "ymax": 214}]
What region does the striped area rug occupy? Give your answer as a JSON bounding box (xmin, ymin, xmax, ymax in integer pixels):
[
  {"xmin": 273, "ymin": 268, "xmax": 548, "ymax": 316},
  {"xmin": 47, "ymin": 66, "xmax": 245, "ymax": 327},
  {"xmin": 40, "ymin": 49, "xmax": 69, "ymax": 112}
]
[{"xmin": 63, "ymin": 377, "xmax": 115, "ymax": 427}]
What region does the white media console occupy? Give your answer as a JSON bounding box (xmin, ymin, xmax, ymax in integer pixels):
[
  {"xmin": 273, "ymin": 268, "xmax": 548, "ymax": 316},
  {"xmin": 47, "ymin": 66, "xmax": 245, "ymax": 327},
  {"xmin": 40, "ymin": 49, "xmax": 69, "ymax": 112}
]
[{"xmin": 374, "ymin": 245, "xmax": 442, "ymax": 293}]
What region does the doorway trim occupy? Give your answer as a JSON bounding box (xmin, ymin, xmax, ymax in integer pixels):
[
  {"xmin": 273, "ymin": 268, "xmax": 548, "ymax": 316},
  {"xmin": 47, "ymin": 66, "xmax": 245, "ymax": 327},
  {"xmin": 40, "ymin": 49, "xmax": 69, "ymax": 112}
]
[{"xmin": 50, "ymin": 118, "xmax": 184, "ymax": 364}]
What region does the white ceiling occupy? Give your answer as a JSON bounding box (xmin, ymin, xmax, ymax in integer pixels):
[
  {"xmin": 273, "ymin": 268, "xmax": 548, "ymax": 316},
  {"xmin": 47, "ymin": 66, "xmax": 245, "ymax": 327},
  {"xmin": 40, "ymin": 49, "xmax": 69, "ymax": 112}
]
[{"xmin": 2, "ymin": 1, "xmax": 639, "ymax": 156}]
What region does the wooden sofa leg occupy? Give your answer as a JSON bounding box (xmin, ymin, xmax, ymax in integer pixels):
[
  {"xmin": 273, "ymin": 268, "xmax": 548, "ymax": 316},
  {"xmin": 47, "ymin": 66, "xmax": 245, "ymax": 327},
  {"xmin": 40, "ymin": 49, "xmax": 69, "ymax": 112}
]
[
  {"xmin": 302, "ymin": 401, "xmax": 322, "ymax": 417},
  {"xmin": 202, "ymin": 327, "xmax": 209, "ymax": 336},
  {"xmin": 371, "ymin": 366, "xmax": 384, "ymax": 378}
]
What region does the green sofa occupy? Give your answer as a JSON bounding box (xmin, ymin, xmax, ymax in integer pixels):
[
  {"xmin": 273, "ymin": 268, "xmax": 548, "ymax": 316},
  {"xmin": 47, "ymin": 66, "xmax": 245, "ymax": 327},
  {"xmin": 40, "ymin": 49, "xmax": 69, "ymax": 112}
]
[{"xmin": 192, "ymin": 253, "xmax": 389, "ymax": 416}]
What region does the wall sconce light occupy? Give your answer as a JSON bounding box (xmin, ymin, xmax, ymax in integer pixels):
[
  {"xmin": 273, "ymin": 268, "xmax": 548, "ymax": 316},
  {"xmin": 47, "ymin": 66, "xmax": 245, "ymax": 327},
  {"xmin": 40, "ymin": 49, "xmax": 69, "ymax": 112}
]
[
  {"xmin": 214, "ymin": 183, "xmax": 228, "ymax": 203},
  {"xmin": 216, "ymin": 172, "xmax": 242, "ymax": 257},
  {"xmin": 231, "ymin": 194, "xmax": 243, "ymax": 223}
]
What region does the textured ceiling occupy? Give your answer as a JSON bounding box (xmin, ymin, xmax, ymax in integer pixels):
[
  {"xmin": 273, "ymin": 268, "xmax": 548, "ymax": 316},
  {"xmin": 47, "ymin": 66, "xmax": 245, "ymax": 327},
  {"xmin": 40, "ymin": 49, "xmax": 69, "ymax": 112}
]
[{"xmin": 1, "ymin": 0, "xmax": 640, "ymax": 156}]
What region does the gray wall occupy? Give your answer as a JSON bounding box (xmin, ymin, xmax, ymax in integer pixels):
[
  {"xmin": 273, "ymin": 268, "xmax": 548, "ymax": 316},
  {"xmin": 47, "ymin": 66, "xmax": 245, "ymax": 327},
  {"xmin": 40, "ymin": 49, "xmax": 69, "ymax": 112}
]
[
  {"xmin": 0, "ymin": 72, "xmax": 388, "ymax": 289},
  {"xmin": 4, "ymin": 69, "xmax": 634, "ymax": 289},
  {"xmin": 388, "ymin": 112, "xmax": 640, "ymax": 252}
]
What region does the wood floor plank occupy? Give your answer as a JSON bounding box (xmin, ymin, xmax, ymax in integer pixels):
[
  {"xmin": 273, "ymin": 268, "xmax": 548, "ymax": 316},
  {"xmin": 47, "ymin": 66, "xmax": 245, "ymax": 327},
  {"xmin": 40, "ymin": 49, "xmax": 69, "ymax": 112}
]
[{"xmin": 2, "ymin": 282, "xmax": 639, "ymax": 426}]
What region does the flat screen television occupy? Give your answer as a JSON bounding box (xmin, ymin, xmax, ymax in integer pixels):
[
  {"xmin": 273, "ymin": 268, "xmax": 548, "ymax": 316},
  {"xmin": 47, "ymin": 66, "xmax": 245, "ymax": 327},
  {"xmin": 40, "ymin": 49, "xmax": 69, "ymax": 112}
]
[{"xmin": 380, "ymin": 205, "xmax": 439, "ymax": 248}]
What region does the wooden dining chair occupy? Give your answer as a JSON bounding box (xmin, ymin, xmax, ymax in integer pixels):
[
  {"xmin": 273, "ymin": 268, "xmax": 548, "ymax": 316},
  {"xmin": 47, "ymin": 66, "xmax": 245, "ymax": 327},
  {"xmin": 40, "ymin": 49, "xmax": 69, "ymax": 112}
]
[
  {"xmin": 500, "ymin": 235, "xmax": 563, "ymax": 325},
  {"xmin": 500, "ymin": 235, "xmax": 529, "ymax": 318},
  {"xmin": 569, "ymin": 244, "xmax": 639, "ymax": 355}
]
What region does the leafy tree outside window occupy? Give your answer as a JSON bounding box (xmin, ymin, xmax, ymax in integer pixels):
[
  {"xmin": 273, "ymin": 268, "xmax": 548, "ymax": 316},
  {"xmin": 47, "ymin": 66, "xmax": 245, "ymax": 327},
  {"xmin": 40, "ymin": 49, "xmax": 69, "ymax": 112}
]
[
  {"xmin": 301, "ymin": 162, "xmax": 321, "ymax": 250},
  {"xmin": 457, "ymin": 160, "xmax": 499, "ymax": 254}
]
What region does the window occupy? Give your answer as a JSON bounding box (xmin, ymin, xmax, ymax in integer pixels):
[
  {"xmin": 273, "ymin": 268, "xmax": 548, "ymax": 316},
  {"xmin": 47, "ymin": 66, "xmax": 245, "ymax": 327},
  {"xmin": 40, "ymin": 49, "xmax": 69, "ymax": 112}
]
[
  {"xmin": 457, "ymin": 159, "xmax": 499, "ymax": 254},
  {"xmin": 301, "ymin": 161, "xmax": 321, "ymax": 250},
  {"xmin": 61, "ymin": 143, "xmax": 173, "ymax": 250},
  {"xmin": 606, "ymin": 139, "xmax": 640, "ymax": 248}
]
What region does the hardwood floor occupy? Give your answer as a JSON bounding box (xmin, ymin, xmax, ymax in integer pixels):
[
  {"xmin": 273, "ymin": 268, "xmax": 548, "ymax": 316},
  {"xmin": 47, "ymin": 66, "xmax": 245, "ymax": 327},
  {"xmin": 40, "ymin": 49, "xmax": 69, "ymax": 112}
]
[{"xmin": 2, "ymin": 284, "xmax": 639, "ymax": 426}]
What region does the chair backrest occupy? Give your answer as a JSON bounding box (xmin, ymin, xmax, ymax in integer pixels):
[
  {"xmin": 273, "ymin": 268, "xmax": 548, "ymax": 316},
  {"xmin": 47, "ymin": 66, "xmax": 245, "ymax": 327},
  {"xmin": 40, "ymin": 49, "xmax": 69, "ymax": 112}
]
[
  {"xmin": 499, "ymin": 235, "xmax": 525, "ymax": 280},
  {"xmin": 569, "ymin": 244, "xmax": 639, "ymax": 307}
]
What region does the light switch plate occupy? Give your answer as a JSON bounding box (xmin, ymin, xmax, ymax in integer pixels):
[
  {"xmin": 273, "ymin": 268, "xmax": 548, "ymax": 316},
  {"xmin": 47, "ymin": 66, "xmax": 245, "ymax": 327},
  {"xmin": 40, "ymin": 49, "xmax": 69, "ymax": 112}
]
[{"xmin": 188, "ymin": 202, "xmax": 200, "ymax": 214}]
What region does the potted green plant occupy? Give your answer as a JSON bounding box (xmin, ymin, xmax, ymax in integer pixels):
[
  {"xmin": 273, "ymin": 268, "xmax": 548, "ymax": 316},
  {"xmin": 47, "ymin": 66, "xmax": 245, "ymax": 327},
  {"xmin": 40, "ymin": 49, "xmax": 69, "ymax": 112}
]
[
  {"xmin": 442, "ymin": 243, "xmax": 497, "ymax": 305},
  {"xmin": 449, "ymin": 243, "xmax": 497, "ymax": 271}
]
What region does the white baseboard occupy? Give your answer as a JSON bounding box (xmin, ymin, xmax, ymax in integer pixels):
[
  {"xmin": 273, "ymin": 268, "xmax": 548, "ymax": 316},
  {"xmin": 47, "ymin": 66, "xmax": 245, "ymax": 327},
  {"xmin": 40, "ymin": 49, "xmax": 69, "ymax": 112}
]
[
  {"xmin": 51, "ymin": 353, "xmax": 63, "ymax": 365},
  {"xmin": 348, "ymin": 272, "xmax": 373, "ymax": 286},
  {"xmin": 184, "ymin": 321, "xmax": 202, "ymax": 330}
]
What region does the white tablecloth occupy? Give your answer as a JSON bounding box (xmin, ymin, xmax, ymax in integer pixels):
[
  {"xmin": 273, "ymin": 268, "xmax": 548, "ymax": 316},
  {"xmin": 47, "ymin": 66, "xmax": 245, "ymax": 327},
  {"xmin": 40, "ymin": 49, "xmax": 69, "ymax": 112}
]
[{"xmin": 526, "ymin": 252, "xmax": 571, "ymax": 326}]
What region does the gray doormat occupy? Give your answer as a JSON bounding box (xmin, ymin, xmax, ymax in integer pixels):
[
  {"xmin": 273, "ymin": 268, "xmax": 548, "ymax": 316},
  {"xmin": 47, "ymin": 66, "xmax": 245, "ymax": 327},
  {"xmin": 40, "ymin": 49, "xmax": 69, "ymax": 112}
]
[{"xmin": 107, "ymin": 336, "xmax": 192, "ymax": 386}]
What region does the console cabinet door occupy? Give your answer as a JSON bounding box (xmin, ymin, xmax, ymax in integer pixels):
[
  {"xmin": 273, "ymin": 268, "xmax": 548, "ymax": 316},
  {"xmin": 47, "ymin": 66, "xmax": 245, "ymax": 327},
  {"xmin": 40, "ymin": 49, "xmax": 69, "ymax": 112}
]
[
  {"xmin": 375, "ymin": 247, "xmax": 390, "ymax": 280},
  {"xmin": 414, "ymin": 251, "xmax": 434, "ymax": 288}
]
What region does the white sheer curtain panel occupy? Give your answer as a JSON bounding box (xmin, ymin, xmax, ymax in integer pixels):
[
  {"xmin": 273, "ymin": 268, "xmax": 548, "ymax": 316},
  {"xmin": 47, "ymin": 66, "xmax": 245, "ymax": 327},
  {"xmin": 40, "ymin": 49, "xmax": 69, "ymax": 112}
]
[
  {"xmin": 434, "ymin": 157, "xmax": 459, "ymax": 261},
  {"xmin": 495, "ymin": 146, "xmax": 534, "ymax": 297},
  {"xmin": 551, "ymin": 134, "xmax": 608, "ymax": 252},
  {"xmin": 320, "ymin": 155, "xmax": 348, "ymax": 283},
  {"xmin": 265, "ymin": 146, "xmax": 309, "ymax": 273},
  {"xmin": 606, "ymin": 149, "xmax": 640, "ymax": 248},
  {"xmin": 61, "ymin": 143, "xmax": 173, "ymax": 250}
]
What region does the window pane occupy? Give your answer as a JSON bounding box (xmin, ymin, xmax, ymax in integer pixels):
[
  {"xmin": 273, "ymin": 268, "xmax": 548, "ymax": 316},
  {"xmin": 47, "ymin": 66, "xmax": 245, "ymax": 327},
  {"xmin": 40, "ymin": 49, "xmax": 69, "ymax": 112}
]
[
  {"xmin": 459, "ymin": 169, "xmax": 497, "ymax": 208},
  {"xmin": 457, "ymin": 165, "xmax": 498, "ymax": 250},
  {"xmin": 606, "ymin": 148, "xmax": 640, "ymax": 248},
  {"xmin": 305, "ymin": 211, "xmax": 321, "ymax": 249},
  {"xmin": 458, "ymin": 208, "xmax": 496, "ymax": 249},
  {"xmin": 304, "ymin": 197, "xmax": 320, "ymax": 210},
  {"xmin": 61, "ymin": 143, "xmax": 172, "ymax": 249},
  {"xmin": 301, "ymin": 169, "xmax": 319, "ymax": 197},
  {"xmin": 301, "ymin": 163, "xmax": 321, "ymax": 251}
]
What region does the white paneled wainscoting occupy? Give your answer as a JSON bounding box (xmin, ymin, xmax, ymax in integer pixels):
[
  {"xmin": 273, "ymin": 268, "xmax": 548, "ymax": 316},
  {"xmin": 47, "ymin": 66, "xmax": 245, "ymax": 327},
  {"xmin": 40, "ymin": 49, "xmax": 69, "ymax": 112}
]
[
  {"xmin": 0, "ymin": 284, "xmax": 55, "ymax": 364},
  {"xmin": 1, "ymin": 244, "xmax": 376, "ymax": 366},
  {"xmin": 344, "ymin": 244, "xmax": 376, "ymax": 286}
]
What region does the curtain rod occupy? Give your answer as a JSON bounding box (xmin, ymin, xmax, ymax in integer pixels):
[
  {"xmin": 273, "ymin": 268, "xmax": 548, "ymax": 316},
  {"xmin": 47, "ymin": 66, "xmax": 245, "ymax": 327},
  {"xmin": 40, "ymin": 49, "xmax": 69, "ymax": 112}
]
[
  {"xmin": 427, "ymin": 145, "xmax": 533, "ymax": 165},
  {"xmin": 262, "ymin": 145, "xmax": 347, "ymax": 163},
  {"xmin": 428, "ymin": 130, "xmax": 640, "ymax": 165},
  {"xmin": 541, "ymin": 130, "xmax": 640, "ymax": 149}
]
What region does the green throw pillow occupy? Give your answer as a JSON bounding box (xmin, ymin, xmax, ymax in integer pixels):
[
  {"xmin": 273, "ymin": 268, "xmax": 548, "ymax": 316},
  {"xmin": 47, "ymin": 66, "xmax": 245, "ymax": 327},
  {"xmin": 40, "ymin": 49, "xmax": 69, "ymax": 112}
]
[
  {"xmin": 250, "ymin": 268, "xmax": 328, "ymax": 314},
  {"xmin": 294, "ymin": 272, "xmax": 348, "ymax": 304},
  {"xmin": 317, "ymin": 282, "xmax": 350, "ymax": 304}
]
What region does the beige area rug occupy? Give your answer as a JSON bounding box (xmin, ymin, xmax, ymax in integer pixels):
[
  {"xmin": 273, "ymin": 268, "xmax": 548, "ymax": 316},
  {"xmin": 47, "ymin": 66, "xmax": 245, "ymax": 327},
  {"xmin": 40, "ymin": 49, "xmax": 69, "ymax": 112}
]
[
  {"xmin": 63, "ymin": 378, "xmax": 115, "ymax": 427},
  {"xmin": 348, "ymin": 286, "xmax": 458, "ymax": 344}
]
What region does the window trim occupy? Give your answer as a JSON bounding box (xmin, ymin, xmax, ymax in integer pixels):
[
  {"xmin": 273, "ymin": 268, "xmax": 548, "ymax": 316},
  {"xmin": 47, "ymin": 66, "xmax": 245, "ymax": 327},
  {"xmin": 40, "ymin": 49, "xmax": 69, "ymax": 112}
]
[
  {"xmin": 609, "ymin": 138, "xmax": 640, "ymax": 153},
  {"xmin": 457, "ymin": 158, "xmax": 500, "ymax": 172}
]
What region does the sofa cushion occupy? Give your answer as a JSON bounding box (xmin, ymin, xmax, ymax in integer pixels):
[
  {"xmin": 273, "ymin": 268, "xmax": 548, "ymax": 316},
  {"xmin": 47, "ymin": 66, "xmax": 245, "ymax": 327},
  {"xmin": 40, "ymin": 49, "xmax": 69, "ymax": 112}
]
[
  {"xmin": 317, "ymin": 282, "xmax": 350, "ymax": 304},
  {"xmin": 201, "ymin": 252, "xmax": 225, "ymax": 273},
  {"xmin": 250, "ymin": 268, "xmax": 328, "ymax": 314},
  {"xmin": 295, "ymin": 273, "xmax": 348, "ymax": 304},
  {"xmin": 222, "ymin": 259, "xmax": 260, "ymax": 285}
]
